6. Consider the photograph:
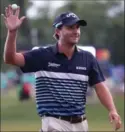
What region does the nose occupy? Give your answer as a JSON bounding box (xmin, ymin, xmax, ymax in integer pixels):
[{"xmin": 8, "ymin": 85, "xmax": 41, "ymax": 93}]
[{"xmin": 73, "ymin": 28, "xmax": 80, "ymax": 34}]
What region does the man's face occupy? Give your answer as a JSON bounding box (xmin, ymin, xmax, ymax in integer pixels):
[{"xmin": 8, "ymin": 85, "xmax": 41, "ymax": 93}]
[{"xmin": 57, "ymin": 23, "xmax": 81, "ymax": 45}]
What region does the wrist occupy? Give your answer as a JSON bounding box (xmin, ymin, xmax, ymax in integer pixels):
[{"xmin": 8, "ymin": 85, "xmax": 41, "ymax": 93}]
[
  {"xmin": 8, "ymin": 29, "xmax": 18, "ymax": 33},
  {"xmin": 109, "ymin": 108, "xmax": 117, "ymax": 113}
]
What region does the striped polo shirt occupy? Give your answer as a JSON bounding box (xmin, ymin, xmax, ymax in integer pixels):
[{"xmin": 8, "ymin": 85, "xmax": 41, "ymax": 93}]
[{"xmin": 20, "ymin": 44, "xmax": 105, "ymax": 117}]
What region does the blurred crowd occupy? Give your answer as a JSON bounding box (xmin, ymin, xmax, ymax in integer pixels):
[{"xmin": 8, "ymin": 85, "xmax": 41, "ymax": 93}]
[
  {"xmin": 103, "ymin": 64, "xmax": 124, "ymax": 93},
  {"xmin": 1, "ymin": 68, "xmax": 35, "ymax": 100}
]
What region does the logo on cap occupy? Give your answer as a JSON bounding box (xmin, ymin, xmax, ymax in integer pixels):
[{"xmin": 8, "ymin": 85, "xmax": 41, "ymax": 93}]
[{"xmin": 66, "ymin": 13, "xmax": 77, "ymax": 18}]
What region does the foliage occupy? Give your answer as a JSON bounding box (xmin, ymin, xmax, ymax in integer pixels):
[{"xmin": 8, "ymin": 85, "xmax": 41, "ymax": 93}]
[
  {"xmin": 55, "ymin": 1, "xmax": 124, "ymax": 64},
  {"xmin": 0, "ymin": 0, "xmax": 124, "ymax": 69}
]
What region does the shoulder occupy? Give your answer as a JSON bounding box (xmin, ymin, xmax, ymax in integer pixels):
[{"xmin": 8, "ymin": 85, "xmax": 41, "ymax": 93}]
[
  {"xmin": 77, "ymin": 47, "xmax": 95, "ymax": 60},
  {"xmin": 32, "ymin": 45, "xmax": 54, "ymax": 52}
]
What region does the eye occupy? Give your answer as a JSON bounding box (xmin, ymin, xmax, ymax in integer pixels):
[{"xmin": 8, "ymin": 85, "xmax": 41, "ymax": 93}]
[
  {"xmin": 68, "ymin": 24, "xmax": 80, "ymax": 29},
  {"xmin": 76, "ymin": 25, "xmax": 80, "ymax": 29},
  {"xmin": 68, "ymin": 25, "xmax": 74, "ymax": 29}
]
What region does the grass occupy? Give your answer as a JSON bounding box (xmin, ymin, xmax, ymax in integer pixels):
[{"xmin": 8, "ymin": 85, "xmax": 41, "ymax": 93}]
[{"xmin": 1, "ymin": 89, "xmax": 124, "ymax": 131}]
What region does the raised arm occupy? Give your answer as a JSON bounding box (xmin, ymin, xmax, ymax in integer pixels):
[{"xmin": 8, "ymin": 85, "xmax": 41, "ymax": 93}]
[{"xmin": 2, "ymin": 5, "xmax": 26, "ymax": 66}]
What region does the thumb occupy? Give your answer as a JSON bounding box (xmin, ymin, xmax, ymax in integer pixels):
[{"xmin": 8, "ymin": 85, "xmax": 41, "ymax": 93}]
[{"xmin": 20, "ymin": 16, "xmax": 26, "ymax": 23}]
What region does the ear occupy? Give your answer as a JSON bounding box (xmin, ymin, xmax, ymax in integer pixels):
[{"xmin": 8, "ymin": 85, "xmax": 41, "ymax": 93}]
[{"xmin": 55, "ymin": 28, "xmax": 61, "ymax": 36}]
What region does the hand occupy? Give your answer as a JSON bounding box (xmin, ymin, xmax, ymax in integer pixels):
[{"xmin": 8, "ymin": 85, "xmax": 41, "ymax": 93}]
[
  {"xmin": 109, "ymin": 110, "xmax": 122, "ymax": 131},
  {"xmin": 1, "ymin": 4, "xmax": 26, "ymax": 32}
]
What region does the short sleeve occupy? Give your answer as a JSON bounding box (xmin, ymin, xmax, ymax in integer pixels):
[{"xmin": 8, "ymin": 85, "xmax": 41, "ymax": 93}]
[
  {"xmin": 88, "ymin": 54, "xmax": 105, "ymax": 86},
  {"xmin": 20, "ymin": 47, "xmax": 47, "ymax": 73}
]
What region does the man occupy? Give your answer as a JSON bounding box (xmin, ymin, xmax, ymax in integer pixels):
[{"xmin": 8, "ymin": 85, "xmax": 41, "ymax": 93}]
[{"xmin": 2, "ymin": 5, "xmax": 122, "ymax": 132}]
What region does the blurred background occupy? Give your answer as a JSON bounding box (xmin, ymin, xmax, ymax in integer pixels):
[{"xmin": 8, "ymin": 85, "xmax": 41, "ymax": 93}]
[{"xmin": 0, "ymin": 0, "xmax": 124, "ymax": 131}]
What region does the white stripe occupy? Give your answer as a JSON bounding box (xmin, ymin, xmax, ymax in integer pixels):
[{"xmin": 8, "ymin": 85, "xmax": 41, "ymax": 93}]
[
  {"xmin": 35, "ymin": 71, "xmax": 88, "ymax": 81},
  {"xmin": 35, "ymin": 84, "xmax": 87, "ymax": 91}
]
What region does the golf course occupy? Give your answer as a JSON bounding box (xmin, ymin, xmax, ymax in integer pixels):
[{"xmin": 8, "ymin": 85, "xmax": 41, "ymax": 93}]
[{"xmin": 1, "ymin": 89, "xmax": 124, "ymax": 131}]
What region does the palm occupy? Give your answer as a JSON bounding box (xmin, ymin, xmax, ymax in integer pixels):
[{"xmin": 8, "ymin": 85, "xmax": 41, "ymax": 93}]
[
  {"xmin": 3, "ymin": 5, "xmax": 25, "ymax": 31},
  {"xmin": 6, "ymin": 15, "xmax": 22, "ymax": 31}
]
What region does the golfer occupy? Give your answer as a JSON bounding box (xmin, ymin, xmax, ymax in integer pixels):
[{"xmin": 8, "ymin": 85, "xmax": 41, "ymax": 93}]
[{"xmin": 2, "ymin": 5, "xmax": 122, "ymax": 131}]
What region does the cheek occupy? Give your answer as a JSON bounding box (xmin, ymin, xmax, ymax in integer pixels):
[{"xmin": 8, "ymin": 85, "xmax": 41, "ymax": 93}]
[
  {"xmin": 60, "ymin": 30, "xmax": 73, "ymax": 40},
  {"xmin": 78, "ymin": 29, "xmax": 81, "ymax": 35},
  {"xmin": 62, "ymin": 32, "xmax": 70, "ymax": 38},
  {"xmin": 65, "ymin": 31, "xmax": 72, "ymax": 37}
]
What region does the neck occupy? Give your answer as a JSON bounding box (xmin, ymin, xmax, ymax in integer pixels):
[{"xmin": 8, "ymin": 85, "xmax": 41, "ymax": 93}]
[{"xmin": 58, "ymin": 41, "xmax": 76, "ymax": 59}]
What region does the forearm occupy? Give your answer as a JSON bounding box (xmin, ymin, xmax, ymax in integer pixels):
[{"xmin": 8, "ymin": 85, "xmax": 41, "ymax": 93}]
[
  {"xmin": 95, "ymin": 82, "xmax": 117, "ymax": 112},
  {"xmin": 4, "ymin": 30, "xmax": 17, "ymax": 63}
]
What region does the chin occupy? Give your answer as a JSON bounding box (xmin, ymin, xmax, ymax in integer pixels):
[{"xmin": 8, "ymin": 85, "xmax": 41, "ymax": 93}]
[
  {"xmin": 69, "ymin": 42, "xmax": 77, "ymax": 46},
  {"xmin": 71, "ymin": 40, "xmax": 78, "ymax": 45},
  {"xmin": 72, "ymin": 38, "xmax": 79, "ymax": 43}
]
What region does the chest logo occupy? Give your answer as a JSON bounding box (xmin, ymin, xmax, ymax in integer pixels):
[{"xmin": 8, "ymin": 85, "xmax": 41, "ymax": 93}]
[
  {"xmin": 76, "ymin": 66, "xmax": 87, "ymax": 70},
  {"xmin": 48, "ymin": 62, "xmax": 60, "ymax": 68}
]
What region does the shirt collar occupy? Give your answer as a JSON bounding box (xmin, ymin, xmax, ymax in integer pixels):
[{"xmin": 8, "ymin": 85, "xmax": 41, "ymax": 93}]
[{"xmin": 52, "ymin": 43, "xmax": 79, "ymax": 55}]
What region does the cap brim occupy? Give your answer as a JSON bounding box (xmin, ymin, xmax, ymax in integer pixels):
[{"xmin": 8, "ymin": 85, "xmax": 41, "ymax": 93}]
[
  {"xmin": 78, "ymin": 20, "xmax": 87, "ymax": 26},
  {"xmin": 64, "ymin": 19, "xmax": 87, "ymax": 26}
]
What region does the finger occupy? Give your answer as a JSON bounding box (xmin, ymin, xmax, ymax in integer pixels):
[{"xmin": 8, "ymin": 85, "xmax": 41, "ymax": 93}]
[
  {"xmin": 113, "ymin": 117, "xmax": 118, "ymax": 126},
  {"xmin": 115, "ymin": 115, "xmax": 119, "ymax": 123},
  {"xmin": 4, "ymin": 18, "xmax": 7, "ymax": 26},
  {"xmin": 109, "ymin": 115, "xmax": 114, "ymax": 123},
  {"xmin": 5, "ymin": 7, "xmax": 9, "ymax": 17},
  {"xmin": 114, "ymin": 118, "xmax": 121, "ymax": 130},
  {"xmin": 115, "ymin": 123, "xmax": 120, "ymax": 131},
  {"xmin": 8, "ymin": 5, "xmax": 13, "ymax": 15},
  {"xmin": 15, "ymin": 6, "xmax": 20, "ymax": 17},
  {"xmin": 3, "ymin": 16, "xmax": 8, "ymax": 26},
  {"xmin": 20, "ymin": 16, "xmax": 26, "ymax": 23},
  {"xmin": 1, "ymin": 14, "xmax": 5, "ymax": 18},
  {"xmin": 1, "ymin": 14, "xmax": 7, "ymax": 23},
  {"xmin": 115, "ymin": 119, "xmax": 122, "ymax": 130},
  {"xmin": 1, "ymin": 14, "xmax": 8, "ymax": 27}
]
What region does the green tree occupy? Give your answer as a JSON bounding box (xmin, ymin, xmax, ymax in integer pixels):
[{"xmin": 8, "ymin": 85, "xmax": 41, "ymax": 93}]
[
  {"xmin": 1, "ymin": 0, "xmax": 32, "ymax": 50},
  {"xmin": 105, "ymin": 11, "xmax": 124, "ymax": 64},
  {"xmin": 1, "ymin": 0, "xmax": 124, "ymax": 69},
  {"xmin": 29, "ymin": 1, "xmax": 55, "ymax": 45},
  {"xmin": 1, "ymin": 0, "xmax": 32, "ymax": 71}
]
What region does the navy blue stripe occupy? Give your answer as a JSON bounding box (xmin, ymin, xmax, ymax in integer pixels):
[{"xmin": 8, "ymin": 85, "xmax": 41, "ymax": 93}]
[
  {"xmin": 35, "ymin": 82, "xmax": 87, "ymax": 88},
  {"xmin": 36, "ymin": 94, "xmax": 86, "ymax": 101},
  {"xmin": 36, "ymin": 99, "xmax": 85, "ymax": 104},
  {"xmin": 37, "ymin": 104, "xmax": 84, "ymax": 111},
  {"xmin": 35, "ymin": 86, "xmax": 87, "ymax": 93},
  {"xmin": 37, "ymin": 108, "xmax": 85, "ymax": 116},
  {"xmin": 35, "ymin": 88, "xmax": 86, "ymax": 94},
  {"xmin": 36, "ymin": 91, "xmax": 87, "ymax": 97},
  {"xmin": 35, "ymin": 83, "xmax": 87, "ymax": 89},
  {"xmin": 36, "ymin": 99, "xmax": 84, "ymax": 104}
]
